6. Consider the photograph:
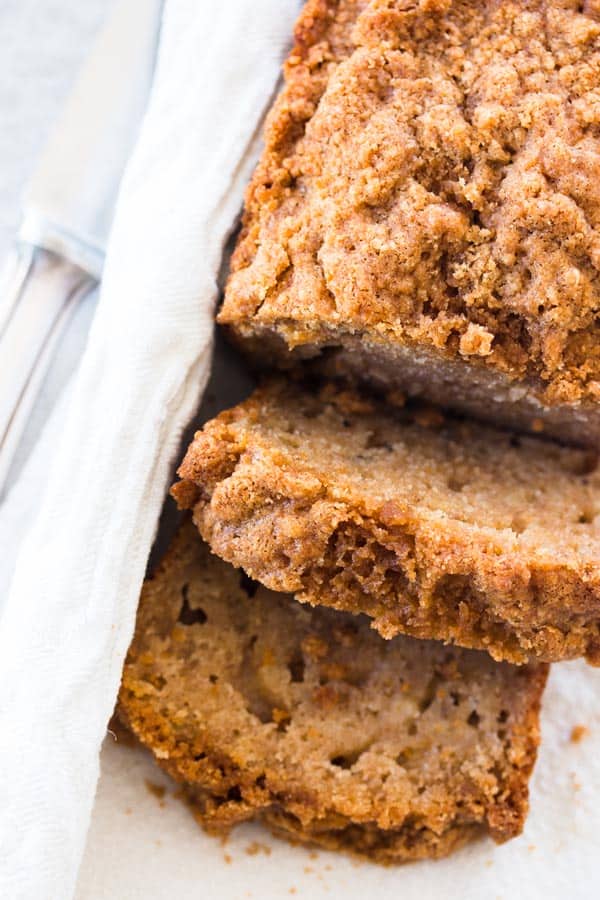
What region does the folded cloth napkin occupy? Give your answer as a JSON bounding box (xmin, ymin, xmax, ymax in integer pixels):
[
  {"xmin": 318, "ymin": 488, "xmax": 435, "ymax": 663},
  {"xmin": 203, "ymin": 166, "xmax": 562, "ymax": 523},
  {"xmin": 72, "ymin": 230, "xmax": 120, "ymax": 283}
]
[{"xmin": 0, "ymin": 2, "xmax": 298, "ymax": 897}]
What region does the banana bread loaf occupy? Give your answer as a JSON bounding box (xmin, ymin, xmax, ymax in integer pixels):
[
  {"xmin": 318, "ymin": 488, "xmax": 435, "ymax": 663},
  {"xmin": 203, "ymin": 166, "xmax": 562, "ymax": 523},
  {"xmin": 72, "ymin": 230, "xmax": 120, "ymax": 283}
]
[
  {"xmin": 219, "ymin": 0, "xmax": 600, "ymax": 446},
  {"xmin": 118, "ymin": 522, "xmax": 547, "ymax": 863},
  {"xmin": 172, "ymin": 380, "xmax": 600, "ymax": 664}
]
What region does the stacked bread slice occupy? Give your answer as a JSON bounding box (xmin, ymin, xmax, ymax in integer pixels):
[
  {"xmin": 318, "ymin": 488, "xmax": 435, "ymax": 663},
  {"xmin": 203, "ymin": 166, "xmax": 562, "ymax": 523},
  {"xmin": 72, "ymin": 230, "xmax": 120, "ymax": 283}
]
[
  {"xmin": 120, "ymin": 0, "xmax": 600, "ymax": 865},
  {"xmin": 172, "ymin": 381, "xmax": 600, "ymax": 665},
  {"xmin": 120, "ymin": 521, "xmax": 547, "ymax": 863}
]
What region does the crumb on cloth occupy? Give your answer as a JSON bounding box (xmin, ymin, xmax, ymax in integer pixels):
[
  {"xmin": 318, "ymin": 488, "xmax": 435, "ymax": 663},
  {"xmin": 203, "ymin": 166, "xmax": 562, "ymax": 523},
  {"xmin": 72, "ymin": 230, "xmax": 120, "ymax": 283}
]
[{"xmin": 570, "ymin": 724, "xmax": 590, "ymax": 744}]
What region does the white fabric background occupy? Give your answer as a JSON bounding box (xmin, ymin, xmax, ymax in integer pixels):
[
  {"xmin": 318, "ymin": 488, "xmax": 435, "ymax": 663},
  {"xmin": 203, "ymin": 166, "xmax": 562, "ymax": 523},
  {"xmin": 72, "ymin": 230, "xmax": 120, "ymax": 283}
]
[
  {"xmin": 0, "ymin": 1, "xmax": 297, "ymax": 897},
  {"xmin": 2, "ymin": 3, "xmax": 600, "ymax": 900}
]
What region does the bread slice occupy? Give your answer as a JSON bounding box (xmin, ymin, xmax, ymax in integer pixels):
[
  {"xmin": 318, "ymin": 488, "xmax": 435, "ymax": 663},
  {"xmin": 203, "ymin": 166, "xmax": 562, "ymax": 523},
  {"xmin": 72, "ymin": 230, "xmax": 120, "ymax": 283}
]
[
  {"xmin": 172, "ymin": 380, "xmax": 600, "ymax": 665},
  {"xmin": 219, "ymin": 0, "xmax": 600, "ymax": 445},
  {"xmin": 118, "ymin": 522, "xmax": 547, "ymax": 863}
]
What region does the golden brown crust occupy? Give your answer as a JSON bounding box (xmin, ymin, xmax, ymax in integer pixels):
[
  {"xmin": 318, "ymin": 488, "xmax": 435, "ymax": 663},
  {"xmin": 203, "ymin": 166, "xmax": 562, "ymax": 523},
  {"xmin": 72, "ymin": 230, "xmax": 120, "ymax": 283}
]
[
  {"xmin": 118, "ymin": 522, "xmax": 547, "ymax": 863},
  {"xmin": 173, "ymin": 380, "xmax": 600, "ymax": 664},
  {"xmin": 220, "ymin": 0, "xmax": 600, "ymax": 442}
]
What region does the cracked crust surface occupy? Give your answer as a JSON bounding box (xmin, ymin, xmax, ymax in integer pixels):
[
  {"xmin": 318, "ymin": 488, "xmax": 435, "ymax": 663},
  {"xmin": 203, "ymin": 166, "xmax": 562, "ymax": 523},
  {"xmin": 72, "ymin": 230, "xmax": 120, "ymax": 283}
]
[
  {"xmin": 219, "ymin": 0, "xmax": 600, "ymax": 444},
  {"xmin": 172, "ymin": 380, "xmax": 600, "ymax": 664},
  {"xmin": 118, "ymin": 522, "xmax": 547, "ymax": 863}
]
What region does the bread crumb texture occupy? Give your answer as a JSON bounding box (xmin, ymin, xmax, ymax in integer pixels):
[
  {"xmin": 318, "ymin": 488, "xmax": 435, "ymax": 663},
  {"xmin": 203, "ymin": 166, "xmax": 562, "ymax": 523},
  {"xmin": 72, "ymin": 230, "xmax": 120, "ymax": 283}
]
[
  {"xmin": 220, "ymin": 0, "xmax": 600, "ymax": 408},
  {"xmin": 118, "ymin": 523, "xmax": 547, "ymax": 863},
  {"xmin": 173, "ymin": 380, "xmax": 600, "ymax": 664}
]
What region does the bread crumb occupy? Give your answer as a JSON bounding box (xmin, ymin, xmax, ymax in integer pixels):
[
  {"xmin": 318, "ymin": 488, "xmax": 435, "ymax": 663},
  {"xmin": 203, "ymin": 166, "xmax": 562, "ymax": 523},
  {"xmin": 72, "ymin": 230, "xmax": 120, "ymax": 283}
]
[
  {"xmin": 459, "ymin": 324, "xmax": 494, "ymax": 358},
  {"xmin": 245, "ymin": 841, "xmax": 272, "ymax": 856},
  {"xmin": 570, "ymin": 724, "xmax": 589, "ymax": 743},
  {"xmin": 145, "ymin": 779, "xmax": 166, "ymax": 806},
  {"xmin": 224, "ymin": 852, "xmax": 232, "ymax": 864}
]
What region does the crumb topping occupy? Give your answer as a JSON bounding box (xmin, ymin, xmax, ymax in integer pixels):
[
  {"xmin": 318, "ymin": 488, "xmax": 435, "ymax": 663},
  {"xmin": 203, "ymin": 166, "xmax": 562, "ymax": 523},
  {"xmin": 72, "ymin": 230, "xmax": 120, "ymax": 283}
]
[{"xmin": 222, "ymin": 0, "xmax": 600, "ymax": 404}]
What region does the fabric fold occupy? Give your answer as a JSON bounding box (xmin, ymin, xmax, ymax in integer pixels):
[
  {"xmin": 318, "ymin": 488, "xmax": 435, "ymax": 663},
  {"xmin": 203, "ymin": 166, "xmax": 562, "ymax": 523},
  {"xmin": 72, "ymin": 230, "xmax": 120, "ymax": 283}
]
[{"xmin": 0, "ymin": 3, "xmax": 298, "ymax": 897}]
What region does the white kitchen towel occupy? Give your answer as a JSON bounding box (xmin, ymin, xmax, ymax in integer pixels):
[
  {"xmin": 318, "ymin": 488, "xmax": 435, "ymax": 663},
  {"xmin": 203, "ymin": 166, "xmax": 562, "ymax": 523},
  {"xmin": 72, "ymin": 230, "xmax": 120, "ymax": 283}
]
[{"xmin": 0, "ymin": 2, "xmax": 298, "ymax": 897}]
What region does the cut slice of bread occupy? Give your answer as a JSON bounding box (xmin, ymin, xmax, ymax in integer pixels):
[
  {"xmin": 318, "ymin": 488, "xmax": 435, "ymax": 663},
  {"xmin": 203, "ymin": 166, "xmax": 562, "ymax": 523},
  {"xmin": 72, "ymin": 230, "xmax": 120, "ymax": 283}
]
[
  {"xmin": 119, "ymin": 522, "xmax": 547, "ymax": 864},
  {"xmin": 172, "ymin": 380, "xmax": 600, "ymax": 664},
  {"xmin": 219, "ymin": 0, "xmax": 600, "ymax": 445}
]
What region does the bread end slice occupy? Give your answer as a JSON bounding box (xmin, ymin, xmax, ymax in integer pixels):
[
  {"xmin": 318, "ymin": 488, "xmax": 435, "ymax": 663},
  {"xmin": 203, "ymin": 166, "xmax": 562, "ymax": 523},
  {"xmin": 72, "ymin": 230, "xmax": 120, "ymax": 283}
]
[{"xmin": 119, "ymin": 522, "xmax": 547, "ymax": 863}]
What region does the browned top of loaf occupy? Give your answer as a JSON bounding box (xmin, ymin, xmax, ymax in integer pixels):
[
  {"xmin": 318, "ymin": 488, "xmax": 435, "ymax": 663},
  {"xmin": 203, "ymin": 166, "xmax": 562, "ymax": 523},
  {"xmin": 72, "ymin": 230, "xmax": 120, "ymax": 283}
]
[
  {"xmin": 220, "ymin": 0, "xmax": 600, "ymax": 406},
  {"xmin": 119, "ymin": 522, "xmax": 546, "ymax": 860}
]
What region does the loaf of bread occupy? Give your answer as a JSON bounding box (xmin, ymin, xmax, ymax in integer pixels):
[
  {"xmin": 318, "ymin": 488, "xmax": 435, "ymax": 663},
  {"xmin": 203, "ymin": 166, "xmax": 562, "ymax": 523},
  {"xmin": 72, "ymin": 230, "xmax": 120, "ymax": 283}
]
[
  {"xmin": 172, "ymin": 380, "xmax": 600, "ymax": 664},
  {"xmin": 219, "ymin": 0, "xmax": 600, "ymax": 445},
  {"xmin": 118, "ymin": 522, "xmax": 547, "ymax": 863}
]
